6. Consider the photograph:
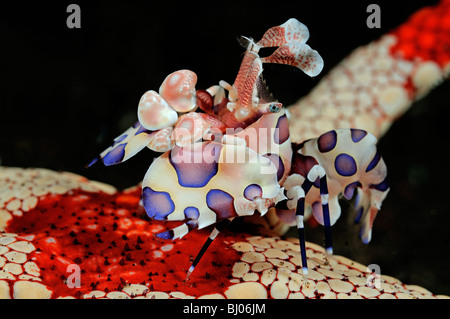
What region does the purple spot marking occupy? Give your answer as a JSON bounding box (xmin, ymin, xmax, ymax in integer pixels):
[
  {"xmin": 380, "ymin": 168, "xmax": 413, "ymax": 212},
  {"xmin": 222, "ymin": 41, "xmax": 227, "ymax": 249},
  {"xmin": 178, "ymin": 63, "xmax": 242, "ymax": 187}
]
[
  {"xmin": 343, "ymin": 181, "xmax": 361, "ymax": 200},
  {"xmin": 103, "ymin": 143, "xmax": 126, "ymax": 166},
  {"xmin": 87, "ymin": 156, "xmax": 99, "ymax": 168},
  {"xmin": 335, "ymin": 153, "xmax": 357, "ymax": 176},
  {"xmin": 359, "ymin": 225, "xmax": 371, "ymax": 244},
  {"xmin": 135, "ymin": 124, "xmax": 153, "ymax": 136},
  {"xmin": 206, "ymin": 189, "xmax": 237, "ymax": 220},
  {"xmin": 365, "ymin": 151, "xmax": 381, "ymax": 172},
  {"xmin": 318, "ymin": 131, "xmax": 337, "ymax": 153},
  {"xmin": 274, "ymin": 115, "xmax": 290, "ymax": 145},
  {"xmin": 113, "ymin": 134, "xmax": 128, "ymax": 146},
  {"xmin": 244, "ymin": 184, "xmax": 263, "ymax": 200},
  {"xmin": 170, "ymin": 143, "xmax": 222, "ymax": 188},
  {"xmin": 263, "ymin": 153, "xmax": 285, "ymax": 181},
  {"xmin": 184, "ymin": 206, "xmax": 200, "ymax": 220},
  {"xmin": 142, "ymin": 186, "xmax": 175, "ymax": 220},
  {"xmin": 370, "ymin": 176, "xmax": 389, "ymax": 192},
  {"xmin": 354, "ymin": 206, "xmax": 364, "ymax": 224},
  {"xmin": 156, "ymin": 230, "xmax": 174, "ymax": 240},
  {"xmin": 350, "ymin": 129, "xmax": 367, "ymax": 143}
]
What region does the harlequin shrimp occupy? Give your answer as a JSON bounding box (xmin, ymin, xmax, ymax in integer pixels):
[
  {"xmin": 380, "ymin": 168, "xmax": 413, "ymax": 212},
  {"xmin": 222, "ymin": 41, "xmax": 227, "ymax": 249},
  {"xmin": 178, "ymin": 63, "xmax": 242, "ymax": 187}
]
[
  {"xmin": 89, "ymin": 18, "xmax": 389, "ymax": 278},
  {"xmin": 279, "ymin": 129, "xmax": 388, "ymax": 273}
]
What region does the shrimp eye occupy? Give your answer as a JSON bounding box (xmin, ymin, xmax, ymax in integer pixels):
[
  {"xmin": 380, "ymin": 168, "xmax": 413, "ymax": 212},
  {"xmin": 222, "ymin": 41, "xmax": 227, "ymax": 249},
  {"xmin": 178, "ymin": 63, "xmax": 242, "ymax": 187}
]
[{"xmin": 268, "ymin": 103, "xmax": 281, "ymax": 113}]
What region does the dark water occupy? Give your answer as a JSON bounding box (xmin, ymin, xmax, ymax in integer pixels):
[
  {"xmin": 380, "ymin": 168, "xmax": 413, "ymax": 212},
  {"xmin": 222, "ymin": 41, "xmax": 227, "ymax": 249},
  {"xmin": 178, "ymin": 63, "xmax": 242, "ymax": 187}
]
[{"xmin": 1, "ymin": 0, "xmax": 449, "ymax": 296}]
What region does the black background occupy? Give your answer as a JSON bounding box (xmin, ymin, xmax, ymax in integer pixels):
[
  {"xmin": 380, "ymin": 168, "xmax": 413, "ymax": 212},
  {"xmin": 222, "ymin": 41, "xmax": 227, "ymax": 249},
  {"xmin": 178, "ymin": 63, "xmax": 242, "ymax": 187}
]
[{"xmin": 1, "ymin": 0, "xmax": 449, "ymax": 296}]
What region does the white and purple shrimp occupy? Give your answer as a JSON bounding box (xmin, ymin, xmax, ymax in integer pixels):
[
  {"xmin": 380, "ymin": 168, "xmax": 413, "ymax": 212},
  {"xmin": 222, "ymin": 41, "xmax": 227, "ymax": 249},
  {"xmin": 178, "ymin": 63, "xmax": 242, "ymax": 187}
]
[
  {"xmin": 278, "ymin": 129, "xmax": 389, "ymax": 273},
  {"xmin": 89, "ymin": 18, "xmax": 389, "ymax": 278}
]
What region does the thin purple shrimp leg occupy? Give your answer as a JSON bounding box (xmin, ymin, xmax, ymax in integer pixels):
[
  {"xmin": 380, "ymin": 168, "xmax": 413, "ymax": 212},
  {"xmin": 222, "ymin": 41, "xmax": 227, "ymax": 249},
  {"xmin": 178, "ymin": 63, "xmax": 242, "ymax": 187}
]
[
  {"xmin": 185, "ymin": 218, "xmax": 234, "ymax": 281},
  {"xmin": 287, "ymin": 163, "xmax": 333, "ymax": 275},
  {"xmin": 301, "ymin": 165, "xmax": 333, "ymax": 255},
  {"xmin": 294, "ymin": 188, "xmax": 308, "ymax": 275}
]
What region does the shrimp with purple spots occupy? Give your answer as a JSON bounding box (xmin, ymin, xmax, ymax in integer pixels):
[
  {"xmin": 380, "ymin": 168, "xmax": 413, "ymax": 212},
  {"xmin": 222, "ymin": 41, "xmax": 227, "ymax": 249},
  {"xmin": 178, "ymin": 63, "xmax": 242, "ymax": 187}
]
[
  {"xmin": 278, "ymin": 129, "xmax": 389, "ymax": 273},
  {"xmin": 90, "ymin": 18, "xmax": 389, "ymax": 278}
]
